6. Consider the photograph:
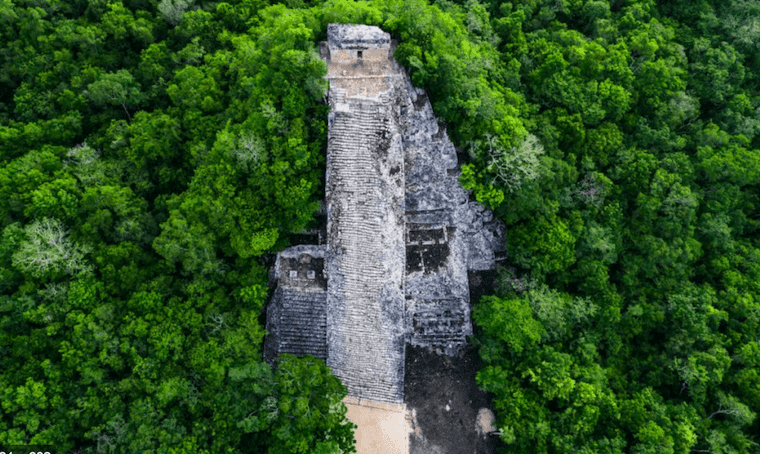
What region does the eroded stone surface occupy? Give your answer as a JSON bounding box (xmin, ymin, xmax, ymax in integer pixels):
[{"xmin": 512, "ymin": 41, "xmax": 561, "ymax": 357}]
[{"xmin": 264, "ymin": 24, "xmax": 507, "ymax": 403}]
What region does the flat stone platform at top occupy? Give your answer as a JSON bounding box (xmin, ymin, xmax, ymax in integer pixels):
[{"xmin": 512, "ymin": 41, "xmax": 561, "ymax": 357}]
[
  {"xmin": 327, "ymin": 24, "xmax": 392, "ymax": 49},
  {"xmin": 320, "ymin": 23, "xmax": 407, "ymax": 102}
]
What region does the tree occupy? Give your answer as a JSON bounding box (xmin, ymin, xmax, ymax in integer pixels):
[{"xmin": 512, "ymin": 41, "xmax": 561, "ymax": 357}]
[
  {"xmin": 152, "ymin": 208, "xmax": 222, "ymax": 276},
  {"xmin": 471, "ymin": 294, "xmax": 544, "ymax": 355},
  {"xmin": 263, "ymin": 354, "xmax": 357, "ymax": 454},
  {"xmin": 507, "ymin": 213, "xmax": 578, "ymax": 275},
  {"xmin": 473, "ymin": 131, "xmax": 545, "ymax": 193},
  {"xmin": 158, "ymin": 0, "xmax": 195, "ymax": 26},
  {"xmin": 11, "ymin": 217, "xmax": 93, "ymax": 280},
  {"xmin": 85, "ymin": 70, "xmax": 144, "ymax": 122}
]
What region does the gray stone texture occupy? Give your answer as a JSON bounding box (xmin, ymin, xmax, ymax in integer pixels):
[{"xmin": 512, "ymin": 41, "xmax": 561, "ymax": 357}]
[
  {"xmin": 264, "ymin": 24, "xmax": 507, "ymax": 402},
  {"xmin": 327, "ymin": 23, "xmax": 391, "ymax": 50},
  {"xmin": 263, "ymin": 245, "xmax": 329, "ymax": 366}
]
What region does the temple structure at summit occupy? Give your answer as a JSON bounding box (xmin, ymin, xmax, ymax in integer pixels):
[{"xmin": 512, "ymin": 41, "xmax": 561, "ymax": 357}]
[{"xmin": 263, "ymin": 24, "xmax": 506, "ymax": 405}]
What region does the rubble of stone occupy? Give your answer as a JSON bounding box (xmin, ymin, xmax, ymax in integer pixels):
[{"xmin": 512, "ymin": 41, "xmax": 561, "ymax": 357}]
[{"xmin": 263, "ymin": 23, "xmax": 506, "ymax": 404}]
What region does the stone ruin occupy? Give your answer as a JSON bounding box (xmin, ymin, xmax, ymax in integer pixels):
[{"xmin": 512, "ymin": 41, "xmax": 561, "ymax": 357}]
[{"xmin": 263, "ymin": 23, "xmax": 506, "ymax": 404}]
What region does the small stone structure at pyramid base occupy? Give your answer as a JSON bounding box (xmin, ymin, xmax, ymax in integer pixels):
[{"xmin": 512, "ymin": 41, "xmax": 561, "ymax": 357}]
[
  {"xmin": 263, "ymin": 245, "xmax": 328, "ymax": 366},
  {"xmin": 263, "ymin": 23, "xmax": 507, "ymax": 404}
]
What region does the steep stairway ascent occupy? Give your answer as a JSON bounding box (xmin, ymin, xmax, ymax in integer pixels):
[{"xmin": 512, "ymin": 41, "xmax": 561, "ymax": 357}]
[
  {"xmin": 326, "ymin": 102, "xmax": 405, "ymax": 404},
  {"xmin": 277, "ymin": 289, "xmax": 328, "ymax": 359}
]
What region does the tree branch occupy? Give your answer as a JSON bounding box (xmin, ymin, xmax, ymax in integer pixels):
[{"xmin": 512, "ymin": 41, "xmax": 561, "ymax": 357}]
[{"xmin": 122, "ymin": 102, "xmax": 132, "ymax": 123}]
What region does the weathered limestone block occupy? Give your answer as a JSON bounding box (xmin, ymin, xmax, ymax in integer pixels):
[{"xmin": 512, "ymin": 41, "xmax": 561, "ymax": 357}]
[
  {"xmin": 275, "ymin": 244, "xmax": 328, "ymax": 292},
  {"xmin": 327, "ymin": 24, "xmax": 391, "ymax": 49}
]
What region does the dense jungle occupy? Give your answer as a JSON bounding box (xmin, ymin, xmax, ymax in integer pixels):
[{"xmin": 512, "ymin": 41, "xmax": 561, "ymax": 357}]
[{"xmin": 1, "ymin": 0, "xmax": 759, "ymax": 452}]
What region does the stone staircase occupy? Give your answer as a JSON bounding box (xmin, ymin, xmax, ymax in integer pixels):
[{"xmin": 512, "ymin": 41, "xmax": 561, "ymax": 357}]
[
  {"xmin": 277, "ymin": 289, "xmax": 328, "ymax": 359},
  {"xmin": 327, "ymin": 105, "xmax": 404, "ymax": 404}
]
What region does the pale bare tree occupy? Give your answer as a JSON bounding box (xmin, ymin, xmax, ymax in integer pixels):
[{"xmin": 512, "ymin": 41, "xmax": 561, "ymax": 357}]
[
  {"xmin": 11, "ymin": 217, "xmax": 93, "ymax": 278},
  {"xmin": 474, "ymin": 132, "xmax": 544, "ymax": 193},
  {"xmin": 158, "ymin": 0, "xmax": 194, "ymax": 26}
]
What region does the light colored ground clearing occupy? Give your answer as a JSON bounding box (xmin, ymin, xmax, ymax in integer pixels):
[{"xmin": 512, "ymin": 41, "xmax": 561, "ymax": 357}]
[
  {"xmin": 476, "ymin": 407, "xmax": 497, "ymax": 437},
  {"xmin": 343, "ymin": 396, "xmax": 416, "ymax": 454}
]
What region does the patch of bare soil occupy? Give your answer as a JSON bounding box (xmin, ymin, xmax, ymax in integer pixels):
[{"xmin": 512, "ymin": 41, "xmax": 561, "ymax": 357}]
[
  {"xmin": 403, "ymin": 269, "xmax": 506, "ymax": 454},
  {"xmin": 404, "ymin": 343, "xmax": 506, "ymax": 454}
]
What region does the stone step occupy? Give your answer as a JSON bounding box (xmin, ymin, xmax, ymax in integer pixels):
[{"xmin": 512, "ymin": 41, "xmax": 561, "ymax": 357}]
[
  {"xmin": 332, "ymin": 127, "xmax": 387, "ymax": 135},
  {"xmin": 280, "ymin": 298, "xmax": 327, "ymax": 306},
  {"xmin": 412, "ymin": 333, "xmax": 468, "ymax": 341},
  {"xmin": 335, "ymin": 235, "xmax": 383, "ymax": 244},
  {"xmin": 337, "ymin": 261, "xmax": 384, "ymax": 271},
  {"xmin": 338, "ymin": 251, "xmax": 385, "ymax": 259},
  {"xmin": 339, "ymin": 119, "xmax": 388, "ymax": 126},
  {"xmin": 338, "ymin": 231, "xmax": 384, "ymax": 241},
  {"xmin": 332, "ymin": 123, "xmax": 388, "ymax": 131},
  {"xmin": 337, "ymin": 259, "xmax": 384, "ymax": 268},
  {"xmin": 328, "ymin": 162, "xmax": 375, "ymax": 169},
  {"xmin": 328, "ymin": 153, "xmax": 373, "ymax": 160},
  {"xmin": 330, "ymin": 184, "xmax": 378, "ymax": 191},
  {"xmin": 342, "ymin": 380, "xmax": 399, "ymax": 397},
  {"xmin": 333, "ymin": 220, "xmax": 382, "ymax": 229},
  {"xmin": 280, "ymin": 318, "xmax": 327, "ymax": 333},
  {"xmin": 329, "ymin": 146, "xmax": 374, "ymax": 153},
  {"xmin": 333, "ymin": 121, "xmax": 386, "ymax": 128},
  {"xmin": 330, "ymin": 178, "xmax": 377, "ymax": 185},
  {"xmin": 337, "ymin": 335, "xmax": 391, "ymax": 349},
  {"xmin": 329, "ymin": 171, "xmax": 377, "ymax": 178},
  {"xmin": 340, "ymin": 381, "xmax": 401, "ymax": 403},
  {"xmin": 338, "ymin": 327, "xmax": 391, "ymax": 341},
  {"xmin": 342, "ymin": 109, "xmax": 388, "ymax": 116},
  {"xmin": 276, "ymin": 326, "xmax": 326, "ymax": 336},
  {"xmin": 278, "ymin": 310, "xmax": 326, "ymax": 320},
  {"xmin": 328, "ymin": 155, "xmax": 372, "ymax": 161},
  {"xmin": 338, "ymin": 123, "xmax": 387, "ymax": 130},
  {"xmin": 335, "ymin": 225, "xmax": 383, "ymax": 233},
  {"xmin": 330, "ymin": 174, "xmax": 378, "ymax": 182},
  {"xmin": 338, "ymin": 271, "xmax": 384, "ymax": 280},
  {"xmin": 339, "ymin": 249, "xmax": 385, "ymax": 257},
  {"xmin": 338, "ymin": 372, "xmax": 398, "ymax": 388},
  {"xmin": 337, "ymin": 290, "xmax": 383, "ymax": 299},
  {"xmin": 280, "ymin": 346, "xmax": 327, "ymax": 358},
  {"xmin": 329, "ymin": 138, "xmax": 372, "ymax": 144},
  {"xmin": 281, "ymin": 337, "xmax": 327, "ymax": 346},
  {"xmin": 335, "ymin": 371, "xmax": 398, "ymax": 388},
  {"xmin": 338, "ymin": 110, "xmax": 386, "ymax": 117},
  {"xmin": 336, "ymin": 272, "xmax": 382, "ymax": 281},
  {"xmin": 329, "ymin": 177, "xmax": 377, "ymax": 183},
  {"xmin": 337, "ymin": 222, "xmax": 383, "ymax": 230},
  {"xmin": 337, "ymin": 270, "xmax": 384, "ymax": 280},
  {"xmin": 281, "ymin": 340, "xmax": 327, "ymax": 351},
  {"xmin": 329, "ymin": 171, "xmax": 376, "ymax": 177}
]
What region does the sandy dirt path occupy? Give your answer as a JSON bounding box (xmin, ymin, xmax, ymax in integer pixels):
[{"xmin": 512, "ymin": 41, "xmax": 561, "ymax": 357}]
[{"xmin": 343, "ymin": 396, "xmax": 415, "ymax": 454}]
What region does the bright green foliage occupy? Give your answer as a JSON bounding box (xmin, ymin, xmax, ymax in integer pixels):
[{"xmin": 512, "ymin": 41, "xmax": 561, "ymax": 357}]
[
  {"xmin": 263, "ymin": 354, "xmax": 357, "ymax": 454},
  {"xmin": 507, "ymin": 213, "xmax": 577, "ymax": 274},
  {"xmin": 472, "ymin": 295, "xmax": 544, "ymax": 355},
  {"xmin": 85, "ymin": 70, "xmax": 145, "ymax": 122},
  {"xmin": 2, "ymin": 0, "xmax": 760, "ymax": 452},
  {"xmin": 465, "ymin": 1, "xmax": 760, "ymax": 452}
]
